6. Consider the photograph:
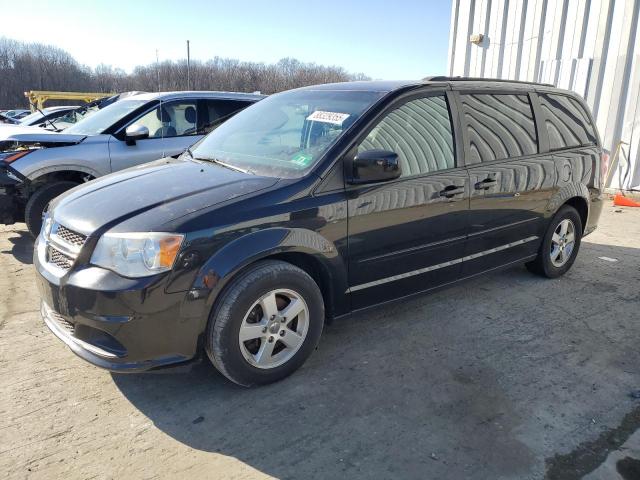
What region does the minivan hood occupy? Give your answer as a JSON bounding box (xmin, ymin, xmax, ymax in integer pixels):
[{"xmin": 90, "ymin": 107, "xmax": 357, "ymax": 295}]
[
  {"xmin": 51, "ymin": 157, "xmax": 279, "ymax": 235},
  {"xmin": 0, "ymin": 129, "xmax": 87, "ymax": 152}
]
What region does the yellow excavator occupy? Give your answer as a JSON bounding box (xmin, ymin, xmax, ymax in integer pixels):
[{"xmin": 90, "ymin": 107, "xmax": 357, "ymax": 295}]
[{"xmin": 24, "ymin": 91, "xmax": 115, "ymax": 111}]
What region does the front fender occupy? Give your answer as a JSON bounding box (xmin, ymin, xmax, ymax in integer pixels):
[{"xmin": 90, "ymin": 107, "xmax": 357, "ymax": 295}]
[
  {"xmin": 26, "ymin": 163, "xmax": 102, "ymax": 183},
  {"xmin": 10, "ymin": 141, "xmax": 110, "ymax": 180},
  {"xmin": 180, "ymin": 227, "xmax": 347, "ymax": 326}
]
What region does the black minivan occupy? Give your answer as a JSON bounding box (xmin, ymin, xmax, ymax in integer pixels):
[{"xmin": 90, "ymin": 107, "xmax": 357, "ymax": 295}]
[{"xmin": 35, "ymin": 78, "xmax": 605, "ymax": 386}]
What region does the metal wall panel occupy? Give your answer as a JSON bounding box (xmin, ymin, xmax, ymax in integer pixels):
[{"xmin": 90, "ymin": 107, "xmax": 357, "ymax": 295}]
[{"xmin": 448, "ymin": 0, "xmax": 640, "ymax": 190}]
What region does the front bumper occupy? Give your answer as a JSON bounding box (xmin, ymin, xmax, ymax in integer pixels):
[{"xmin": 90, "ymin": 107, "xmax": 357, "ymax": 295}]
[{"xmin": 34, "ymin": 236, "xmax": 205, "ymax": 373}]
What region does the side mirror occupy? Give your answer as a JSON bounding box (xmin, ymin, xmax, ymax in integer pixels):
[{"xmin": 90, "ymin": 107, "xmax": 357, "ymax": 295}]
[
  {"xmin": 347, "ymin": 149, "xmax": 401, "ymax": 184},
  {"xmin": 125, "ymin": 124, "xmax": 149, "ymax": 145}
]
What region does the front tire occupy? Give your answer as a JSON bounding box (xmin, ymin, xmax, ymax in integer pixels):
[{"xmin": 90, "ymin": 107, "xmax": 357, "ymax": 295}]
[
  {"xmin": 24, "ymin": 181, "xmax": 79, "ymax": 237},
  {"xmin": 526, "ymin": 205, "xmax": 583, "ymax": 278},
  {"xmin": 205, "ymin": 260, "xmax": 324, "ymax": 387}
]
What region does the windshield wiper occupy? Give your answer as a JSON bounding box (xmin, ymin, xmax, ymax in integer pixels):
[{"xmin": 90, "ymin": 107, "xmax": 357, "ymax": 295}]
[
  {"xmin": 209, "ymin": 158, "xmax": 253, "ymax": 174},
  {"xmin": 46, "ymin": 117, "xmax": 62, "ymax": 132},
  {"xmin": 189, "ymin": 151, "xmax": 253, "ymax": 174},
  {"xmin": 28, "ymin": 102, "xmax": 61, "ymax": 132},
  {"xmin": 186, "ymin": 147, "xmax": 196, "ymax": 159}
]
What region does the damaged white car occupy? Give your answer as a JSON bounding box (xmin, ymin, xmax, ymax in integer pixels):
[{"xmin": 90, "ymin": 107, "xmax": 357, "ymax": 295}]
[{"xmin": 0, "ymin": 91, "xmax": 264, "ymax": 235}]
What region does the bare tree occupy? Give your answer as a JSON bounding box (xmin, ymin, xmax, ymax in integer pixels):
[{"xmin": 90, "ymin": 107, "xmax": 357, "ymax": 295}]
[{"xmin": 0, "ymin": 36, "xmax": 370, "ymax": 108}]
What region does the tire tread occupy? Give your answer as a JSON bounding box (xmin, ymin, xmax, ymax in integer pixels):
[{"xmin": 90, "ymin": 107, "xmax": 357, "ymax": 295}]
[
  {"xmin": 24, "ymin": 181, "xmax": 78, "ymax": 237},
  {"xmin": 206, "ymin": 260, "xmax": 324, "ymax": 387},
  {"xmin": 526, "ymin": 205, "xmax": 583, "ymax": 278}
]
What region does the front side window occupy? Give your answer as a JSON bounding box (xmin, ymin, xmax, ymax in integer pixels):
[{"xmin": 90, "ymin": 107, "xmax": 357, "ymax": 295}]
[
  {"xmin": 358, "ymin": 95, "xmax": 455, "ymax": 176},
  {"xmin": 539, "ymin": 93, "xmax": 597, "ymax": 150},
  {"xmin": 191, "ymin": 89, "xmax": 385, "ymax": 178},
  {"xmin": 133, "ymin": 101, "xmax": 198, "ymax": 139},
  {"xmin": 461, "ymin": 93, "xmax": 538, "ymax": 163}
]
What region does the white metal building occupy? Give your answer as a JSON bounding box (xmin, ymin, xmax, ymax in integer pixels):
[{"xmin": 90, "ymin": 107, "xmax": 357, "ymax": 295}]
[{"xmin": 447, "ymin": 0, "xmax": 640, "ymax": 190}]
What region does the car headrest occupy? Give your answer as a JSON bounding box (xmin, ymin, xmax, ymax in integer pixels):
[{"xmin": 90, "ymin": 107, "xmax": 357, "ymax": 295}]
[
  {"xmin": 184, "ymin": 106, "xmax": 196, "ymax": 123},
  {"xmin": 156, "ymin": 107, "xmax": 171, "ymax": 122}
]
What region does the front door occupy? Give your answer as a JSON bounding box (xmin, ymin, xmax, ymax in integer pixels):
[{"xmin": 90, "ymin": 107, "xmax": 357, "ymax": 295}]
[
  {"xmin": 347, "ymin": 92, "xmax": 470, "ymax": 310},
  {"xmin": 108, "ymin": 100, "xmax": 201, "ymax": 172}
]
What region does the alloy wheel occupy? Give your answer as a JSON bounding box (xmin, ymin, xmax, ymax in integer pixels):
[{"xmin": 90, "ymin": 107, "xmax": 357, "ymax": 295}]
[
  {"xmin": 238, "ymin": 289, "xmax": 309, "ymax": 369},
  {"xmin": 550, "ymin": 218, "xmax": 576, "ymax": 267}
]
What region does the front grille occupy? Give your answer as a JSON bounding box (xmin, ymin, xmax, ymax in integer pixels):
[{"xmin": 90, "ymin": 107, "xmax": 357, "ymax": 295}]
[
  {"xmin": 48, "ymin": 246, "xmax": 74, "ymax": 269},
  {"xmin": 54, "ymin": 225, "xmax": 86, "ymax": 247},
  {"xmin": 45, "ymin": 223, "xmax": 86, "ymax": 272}
]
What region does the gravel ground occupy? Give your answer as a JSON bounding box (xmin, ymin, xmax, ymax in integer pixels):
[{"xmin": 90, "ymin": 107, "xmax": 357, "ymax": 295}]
[{"xmin": 1, "ymin": 205, "xmax": 640, "ymax": 480}]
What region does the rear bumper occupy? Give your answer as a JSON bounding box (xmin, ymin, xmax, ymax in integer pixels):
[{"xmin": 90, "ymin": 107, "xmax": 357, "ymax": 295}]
[
  {"xmin": 35, "ymin": 236, "xmax": 205, "ymax": 373},
  {"xmin": 585, "ymin": 190, "xmax": 605, "ymax": 237}
]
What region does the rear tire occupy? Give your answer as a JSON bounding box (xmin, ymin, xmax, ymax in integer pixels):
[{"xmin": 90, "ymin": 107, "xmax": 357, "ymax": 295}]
[
  {"xmin": 205, "ymin": 260, "xmax": 324, "ymax": 387},
  {"xmin": 526, "ymin": 205, "xmax": 583, "ymax": 278},
  {"xmin": 24, "ymin": 181, "xmax": 78, "ymax": 237}
]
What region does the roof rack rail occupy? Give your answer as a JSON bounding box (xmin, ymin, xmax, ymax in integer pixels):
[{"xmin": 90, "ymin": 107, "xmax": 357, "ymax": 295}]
[{"xmin": 422, "ymin": 76, "xmax": 555, "ymax": 87}]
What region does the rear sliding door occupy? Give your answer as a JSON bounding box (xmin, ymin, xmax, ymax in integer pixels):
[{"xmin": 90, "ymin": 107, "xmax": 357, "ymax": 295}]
[{"xmin": 459, "ymin": 91, "xmax": 555, "ymax": 275}]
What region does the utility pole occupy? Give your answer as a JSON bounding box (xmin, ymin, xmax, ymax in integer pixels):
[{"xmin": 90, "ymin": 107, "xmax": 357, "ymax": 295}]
[
  {"xmin": 156, "ymin": 49, "xmax": 160, "ymax": 92},
  {"xmin": 186, "ymin": 40, "xmax": 191, "ymax": 90}
]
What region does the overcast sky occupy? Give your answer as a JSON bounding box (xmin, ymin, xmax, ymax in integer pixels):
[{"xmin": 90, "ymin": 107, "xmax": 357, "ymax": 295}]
[{"xmin": 0, "ymin": 0, "xmax": 452, "ymax": 79}]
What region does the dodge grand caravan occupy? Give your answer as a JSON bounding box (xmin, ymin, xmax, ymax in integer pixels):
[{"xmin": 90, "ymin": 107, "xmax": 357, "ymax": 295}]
[{"xmin": 35, "ymin": 78, "xmax": 605, "ymax": 386}]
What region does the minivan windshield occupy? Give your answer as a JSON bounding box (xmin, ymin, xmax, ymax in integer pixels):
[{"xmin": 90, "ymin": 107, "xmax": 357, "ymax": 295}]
[
  {"xmin": 65, "ymin": 99, "xmax": 148, "ymax": 136},
  {"xmin": 191, "ymin": 89, "xmax": 385, "ymax": 178}
]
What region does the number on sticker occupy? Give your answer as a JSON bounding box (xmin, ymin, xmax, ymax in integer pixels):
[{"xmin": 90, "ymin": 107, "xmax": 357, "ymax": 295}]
[{"xmin": 306, "ymin": 110, "xmax": 350, "ymax": 125}]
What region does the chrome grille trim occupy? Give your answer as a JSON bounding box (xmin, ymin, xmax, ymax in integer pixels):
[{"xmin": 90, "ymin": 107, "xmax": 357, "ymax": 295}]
[
  {"xmin": 44, "ymin": 222, "xmax": 86, "ymax": 273},
  {"xmin": 54, "ymin": 225, "xmax": 86, "ymax": 247},
  {"xmin": 50, "ymin": 223, "xmax": 86, "ymax": 256}
]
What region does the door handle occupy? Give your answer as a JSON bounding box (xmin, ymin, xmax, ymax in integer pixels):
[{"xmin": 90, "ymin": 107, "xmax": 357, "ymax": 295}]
[
  {"xmin": 474, "ymin": 177, "xmax": 497, "ymax": 190},
  {"xmin": 439, "ymin": 185, "xmax": 465, "ymax": 198}
]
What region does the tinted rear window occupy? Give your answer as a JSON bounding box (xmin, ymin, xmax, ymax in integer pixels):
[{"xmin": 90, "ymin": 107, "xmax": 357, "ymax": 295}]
[
  {"xmin": 538, "ymin": 93, "xmax": 597, "ymax": 150},
  {"xmin": 460, "ymin": 93, "xmax": 538, "ymax": 163}
]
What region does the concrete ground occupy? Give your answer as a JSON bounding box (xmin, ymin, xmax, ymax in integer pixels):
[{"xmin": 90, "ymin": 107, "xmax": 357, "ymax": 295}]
[{"xmin": 1, "ymin": 205, "xmax": 640, "ymax": 480}]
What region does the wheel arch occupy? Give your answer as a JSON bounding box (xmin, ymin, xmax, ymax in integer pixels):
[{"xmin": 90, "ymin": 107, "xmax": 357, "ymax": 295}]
[
  {"xmin": 25, "ymin": 167, "xmax": 97, "ymax": 196},
  {"xmin": 545, "ymin": 183, "xmax": 590, "ymax": 233},
  {"xmin": 563, "ymin": 196, "xmax": 588, "ymax": 232},
  {"xmin": 191, "ymin": 228, "xmax": 348, "ymax": 323},
  {"xmin": 29, "ymin": 168, "xmax": 96, "ymax": 185},
  {"xmin": 263, "ymin": 251, "xmax": 336, "ymax": 322}
]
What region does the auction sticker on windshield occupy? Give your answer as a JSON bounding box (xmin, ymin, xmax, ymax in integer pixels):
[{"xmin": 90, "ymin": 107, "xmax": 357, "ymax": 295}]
[{"xmin": 306, "ymin": 110, "xmax": 350, "ymax": 125}]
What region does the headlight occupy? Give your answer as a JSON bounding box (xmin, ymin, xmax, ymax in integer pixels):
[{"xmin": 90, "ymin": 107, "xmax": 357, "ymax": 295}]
[{"xmin": 90, "ymin": 232, "xmax": 184, "ymax": 278}]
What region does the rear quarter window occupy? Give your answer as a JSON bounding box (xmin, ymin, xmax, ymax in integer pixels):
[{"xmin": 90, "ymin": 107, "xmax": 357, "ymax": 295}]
[
  {"xmin": 538, "ymin": 93, "xmax": 597, "ymax": 150},
  {"xmin": 460, "ymin": 93, "xmax": 538, "ymax": 163},
  {"xmin": 202, "ymin": 99, "xmax": 253, "ymax": 134}
]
